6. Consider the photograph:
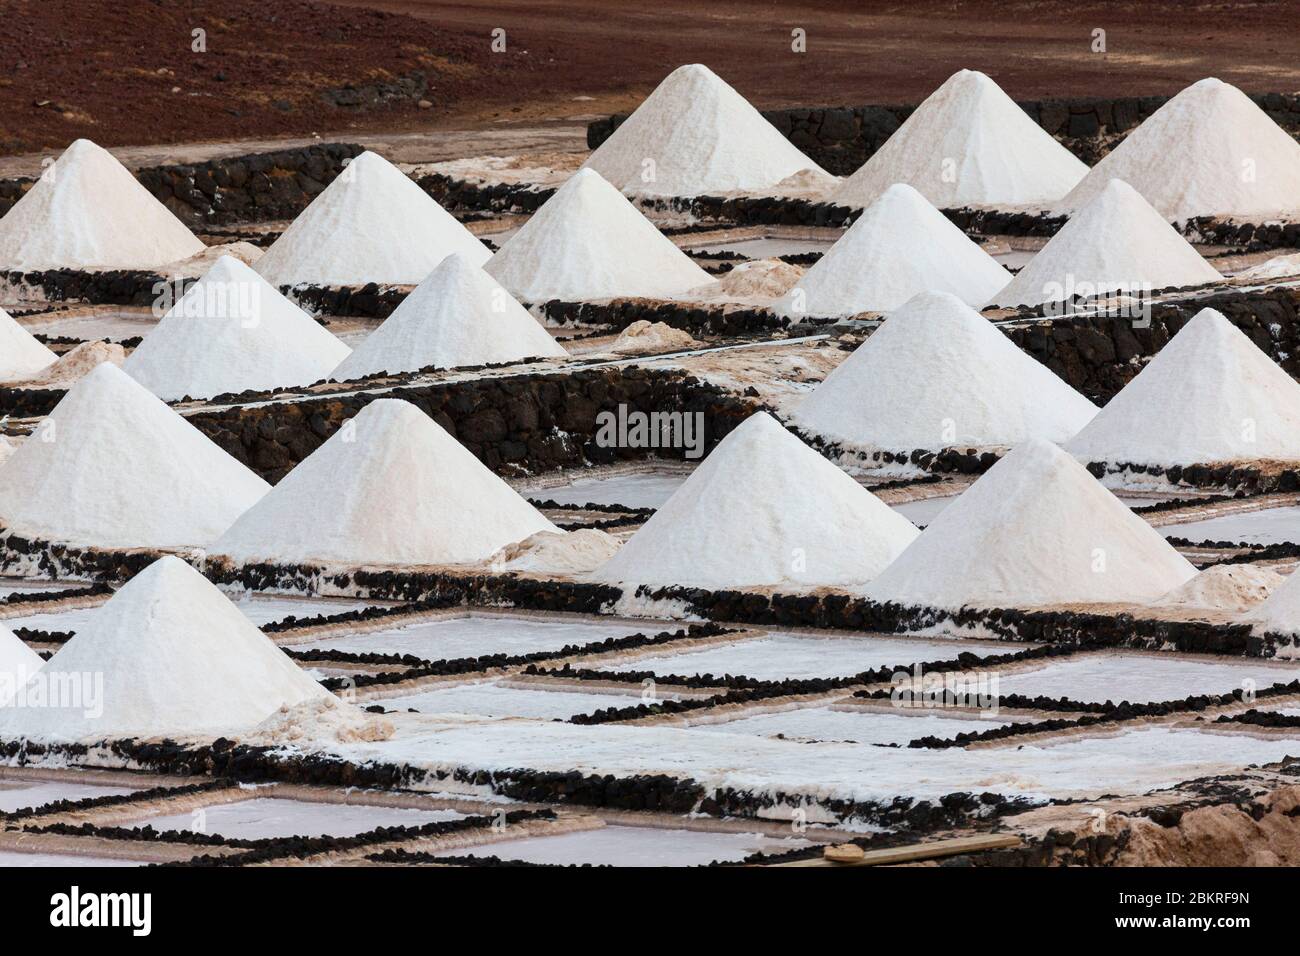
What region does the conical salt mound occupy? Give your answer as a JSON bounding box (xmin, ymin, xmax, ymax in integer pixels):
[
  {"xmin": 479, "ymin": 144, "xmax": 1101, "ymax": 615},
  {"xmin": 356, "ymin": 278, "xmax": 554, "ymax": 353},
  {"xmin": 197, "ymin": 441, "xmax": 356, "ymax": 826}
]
[
  {"xmin": 0, "ymin": 364, "xmax": 269, "ymax": 549},
  {"xmin": 1058, "ymin": 79, "xmax": 1300, "ymax": 222},
  {"xmin": 793, "ymin": 291, "xmax": 1097, "ymax": 452},
  {"xmin": 591, "ymin": 413, "xmax": 919, "ymax": 589},
  {"xmin": 1067, "ymin": 308, "xmax": 1300, "ymax": 467},
  {"xmin": 864, "ymin": 439, "xmax": 1197, "ymax": 609},
  {"xmin": 774, "ymin": 184, "xmax": 1010, "ymax": 318},
  {"xmin": 0, "ymin": 557, "xmax": 332, "ymax": 741},
  {"xmin": 0, "ymin": 306, "xmax": 57, "ymax": 383},
  {"xmin": 833, "ymin": 71, "xmax": 1088, "ymax": 210},
  {"xmin": 0, "ymin": 139, "xmax": 204, "ymax": 272},
  {"xmin": 210, "ymin": 399, "xmax": 558, "ymax": 568},
  {"xmin": 1245, "ymin": 569, "xmax": 1300, "ymax": 635},
  {"xmin": 484, "ymin": 168, "xmax": 712, "ymax": 302},
  {"xmin": 124, "ymin": 256, "xmax": 352, "ymax": 400},
  {"xmin": 331, "ymin": 254, "xmax": 568, "ymax": 381},
  {"xmin": 583, "ymin": 64, "xmax": 827, "ymax": 198},
  {"xmin": 0, "ymin": 623, "xmax": 42, "ymax": 707},
  {"xmin": 990, "ymin": 179, "xmax": 1222, "ymax": 308},
  {"xmin": 254, "ymin": 150, "xmax": 490, "ymax": 287}
]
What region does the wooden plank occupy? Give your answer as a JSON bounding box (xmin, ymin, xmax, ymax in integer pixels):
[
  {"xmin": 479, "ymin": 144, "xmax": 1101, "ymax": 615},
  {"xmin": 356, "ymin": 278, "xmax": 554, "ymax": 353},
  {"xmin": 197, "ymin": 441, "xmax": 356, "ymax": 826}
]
[{"xmin": 768, "ymin": 833, "xmax": 1023, "ymax": 867}]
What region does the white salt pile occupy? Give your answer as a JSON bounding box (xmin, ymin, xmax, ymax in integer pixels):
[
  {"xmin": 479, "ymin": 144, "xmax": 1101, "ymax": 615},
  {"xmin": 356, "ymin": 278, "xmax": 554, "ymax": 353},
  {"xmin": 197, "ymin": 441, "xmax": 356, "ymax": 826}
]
[
  {"xmin": 254, "ymin": 150, "xmax": 490, "ymax": 287},
  {"xmin": 834, "ymin": 70, "xmax": 1088, "ymax": 210},
  {"xmin": 124, "ymin": 255, "xmax": 352, "ymax": 400},
  {"xmin": 1246, "ymin": 569, "xmax": 1300, "ymax": 635},
  {"xmin": 0, "ymin": 307, "xmax": 57, "ymax": 383},
  {"xmin": 792, "ymin": 291, "xmax": 1097, "ymax": 453},
  {"xmin": 0, "ymin": 623, "xmax": 42, "ymax": 707},
  {"xmin": 18, "ymin": 340, "xmax": 125, "ymax": 388},
  {"xmin": 1067, "ymin": 308, "xmax": 1300, "ymax": 467},
  {"xmin": 0, "ymin": 557, "xmax": 333, "ymax": 741},
  {"xmin": 158, "ymin": 239, "xmax": 263, "ymax": 279},
  {"xmin": 1057, "ymin": 79, "xmax": 1300, "ymax": 222},
  {"xmin": 591, "ymin": 412, "xmax": 918, "ymax": 589},
  {"xmin": 209, "ymin": 398, "xmax": 558, "ymax": 568},
  {"xmin": 582, "ymin": 64, "xmax": 827, "ymax": 198},
  {"xmin": 490, "ymin": 528, "xmax": 621, "ymax": 575},
  {"xmin": 700, "ymin": 258, "xmax": 803, "ymax": 300},
  {"xmin": 991, "ymin": 179, "xmax": 1222, "ymax": 308},
  {"xmin": 863, "ymin": 439, "xmax": 1197, "ymax": 609},
  {"xmin": 1154, "ymin": 565, "xmax": 1283, "ymax": 613},
  {"xmin": 251, "ymin": 695, "xmax": 394, "ymax": 745},
  {"xmin": 772, "ymin": 184, "xmax": 1011, "ymax": 317},
  {"xmin": 330, "ymin": 253, "xmax": 567, "ymax": 381},
  {"xmin": 608, "ymin": 320, "xmax": 699, "ymax": 355},
  {"xmin": 485, "ymin": 168, "xmax": 712, "ymax": 302},
  {"xmin": 0, "ymin": 139, "xmax": 204, "ymax": 272},
  {"xmin": 0, "ymin": 363, "xmax": 269, "ymax": 549},
  {"xmin": 1238, "ymin": 253, "xmax": 1300, "ymax": 282}
]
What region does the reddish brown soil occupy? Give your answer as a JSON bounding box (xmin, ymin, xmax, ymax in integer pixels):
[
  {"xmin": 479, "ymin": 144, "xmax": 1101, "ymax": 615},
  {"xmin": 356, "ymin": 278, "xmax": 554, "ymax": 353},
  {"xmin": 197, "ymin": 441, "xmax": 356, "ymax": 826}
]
[{"xmin": 4, "ymin": 0, "xmax": 1300, "ymax": 157}]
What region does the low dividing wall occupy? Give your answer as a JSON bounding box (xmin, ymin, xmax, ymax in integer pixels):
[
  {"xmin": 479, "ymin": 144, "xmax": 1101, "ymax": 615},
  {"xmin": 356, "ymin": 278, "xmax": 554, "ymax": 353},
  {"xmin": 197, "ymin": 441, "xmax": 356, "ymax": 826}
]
[{"xmin": 589, "ymin": 92, "xmax": 1300, "ymax": 175}]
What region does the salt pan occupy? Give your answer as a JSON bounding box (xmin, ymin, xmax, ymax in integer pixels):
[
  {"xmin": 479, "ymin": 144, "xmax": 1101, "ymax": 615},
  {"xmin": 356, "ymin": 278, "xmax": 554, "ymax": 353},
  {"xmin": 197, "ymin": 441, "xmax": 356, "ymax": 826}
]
[
  {"xmin": 254, "ymin": 150, "xmax": 490, "ymax": 287},
  {"xmin": 0, "ymin": 364, "xmax": 269, "ymax": 549},
  {"xmin": 834, "ymin": 70, "xmax": 1088, "ymax": 210},
  {"xmin": 209, "ymin": 399, "xmax": 558, "ymax": 568},
  {"xmin": 591, "ymin": 412, "xmax": 918, "ymax": 589},
  {"xmin": 583, "ymin": 64, "xmax": 826, "ymax": 198},
  {"xmin": 1067, "ymin": 308, "xmax": 1300, "ymax": 467},
  {"xmin": 0, "ymin": 139, "xmax": 204, "ymax": 272},
  {"xmin": 124, "ymin": 256, "xmax": 352, "ymax": 400},
  {"xmin": 0, "ymin": 556, "xmax": 332, "ymax": 741},
  {"xmin": 1057, "ymin": 78, "xmax": 1300, "ymax": 222},
  {"xmin": 863, "ymin": 439, "xmax": 1198, "ymax": 609},
  {"xmin": 772, "ymin": 184, "xmax": 1011, "ymax": 317},
  {"xmin": 792, "ymin": 291, "xmax": 1097, "ymax": 453},
  {"xmin": 330, "ymin": 253, "xmax": 566, "ymax": 381},
  {"xmin": 991, "ymin": 179, "xmax": 1222, "ymax": 308},
  {"xmin": 484, "ymin": 168, "xmax": 712, "ymax": 302}
]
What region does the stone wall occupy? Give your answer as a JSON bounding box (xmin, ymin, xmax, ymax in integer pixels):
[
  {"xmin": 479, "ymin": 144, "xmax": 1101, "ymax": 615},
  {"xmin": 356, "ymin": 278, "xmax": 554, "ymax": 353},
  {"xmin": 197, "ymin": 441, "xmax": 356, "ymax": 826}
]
[
  {"xmin": 0, "ymin": 143, "xmax": 365, "ymax": 228},
  {"xmin": 186, "ymin": 365, "xmax": 756, "ymax": 483},
  {"xmin": 589, "ymin": 93, "xmax": 1300, "ymax": 175}
]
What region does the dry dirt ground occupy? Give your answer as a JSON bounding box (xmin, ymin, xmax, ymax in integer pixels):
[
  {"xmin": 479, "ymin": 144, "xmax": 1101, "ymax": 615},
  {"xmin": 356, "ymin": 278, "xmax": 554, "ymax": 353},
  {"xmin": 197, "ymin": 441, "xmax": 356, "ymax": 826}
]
[{"xmin": 4, "ymin": 1, "xmax": 1300, "ymax": 158}]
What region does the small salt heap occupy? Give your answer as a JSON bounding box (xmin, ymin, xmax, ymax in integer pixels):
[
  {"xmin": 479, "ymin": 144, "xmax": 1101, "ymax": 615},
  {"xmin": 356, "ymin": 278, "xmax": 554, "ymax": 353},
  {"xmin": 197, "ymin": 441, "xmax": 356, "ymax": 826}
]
[
  {"xmin": 209, "ymin": 399, "xmax": 558, "ymax": 568},
  {"xmin": 254, "ymin": 150, "xmax": 491, "ymax": 287},
  {"xmin": 0, "ymin": 557, "xmax": 334, "ymax": 741},
  {"xmin": 0, "ymin": 139, "xmax": 204, "ymax": 272},
  {"xmin": 0, "ymin": 307, "xmax": 58, "ymax": 383},
  {"xmin": 1245, "ymin": 570, "xmax": 1300, "ymax": 636},
  {"xmin": 1155, "ymin": 565, "xmax": 1283, "ymax": 613},
  {"xmin": 772, "ymin": 184, "xmax": 1011, "ymax": 317},
  {"xmin": 124, "ymin": 255, "xmax": 352, "ymax": 400},
  {"xmin": 990, "ymin": 179, "xmax": 1222, "ymax": 308},
  {"xmin": 485, "ymin": 168, "xmax": 712, "ymax": 302},
  {"xmin": 1058, "ymin": 78, "xmax": 1300, "ymax": 222},
  {"xmin": 582, "ymin": 64, "xmax": 828, "ymax": 198},
  {"xmin": 1068, "ymin": 308, "xmax": 1300, "ymax": 468},
  {"xmin": 18, "ymin": 341, "xmax": 126, "ymax": 388},
  {"xmin": 490, "ymin": 528, "xmax": 621, "ymax": 575},
  {"xmin": 833, "ymin": 70, "xmax": 1088, "ymax": 210},
  {"xmin": 331, "ymin": 253, "xmax": 567, "ymax": 381},
  {"xmin": 0, "ymin": 364, "xmax": 269, "ymax": 549},
  {"xmin": 0, "ymin": 623, "xmax": 42, "ymax": 707},
  {"xmin": 863, "ymin": 439, "xmax": 1197, "ymax": 609},
  {"xmin": 591, "ymin": 412, "xmax": 919, "ymax": 589},
  {"xmin": 792, "ymin": 291, "xmax": 1097, "ymax": 453},
  {"xmin": 608, "ymin": 320, "xmax": 699, "ymax": 355}
]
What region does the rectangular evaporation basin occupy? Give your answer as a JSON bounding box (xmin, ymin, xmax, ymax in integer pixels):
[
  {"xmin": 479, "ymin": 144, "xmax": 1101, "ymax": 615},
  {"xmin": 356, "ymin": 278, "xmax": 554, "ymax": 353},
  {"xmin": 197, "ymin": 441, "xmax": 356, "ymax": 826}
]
[
  {"xmin": 0, "ymin": 850, "xmax": 140, "ymax": 868},
  {"xmin": 997, "ymin": 654, "xmax": 1300, "ymax": 705},
  {"xmin": 0, "ymin": 604, "xmax": 104, "ymax": 635},
  {"xmin": 125, "ymin": 797, "xmax": 465, "ymax": 841},
  {"xmin": 1159, "ymin": 506, "xmax": 1300, "ymax": 545},
  {"xmin": 525, "ymin": 471, "xmax": 688, "ymax": 510},
  {"xmin": 378, "ymin": 679, "xmax": 681, "ymax": 720},
  {"xmin": 594, "ymin": 633, "xmax": 1004, "ymax": 681},
  {"xmin": 438, "ymin": 825, "xmax": 811, "ymax": 867},
  {"xmin": 23, "ymin": 312, "xmax": 158, "ymax": 343},
  {"xmin": 0, "ymin": 778, "xmax": 139, "ymax": 814},
  {"xmin": 2, "ymin": 594, "xmax": 374, "ymax": 635},
  {"xmin": 687, "ymin": 237, "xmax": 833, "ymax": 258},
  {"xmin": 689, "ymin": 705, "xmax": 1008, "ymax": 745},
  {"xmin": 0, "ymin": 579, "xmax": 85, "ymax": 600},
  {"xmin": 293, "ymin": 613, "xmax": 643, "ymax": 661}
]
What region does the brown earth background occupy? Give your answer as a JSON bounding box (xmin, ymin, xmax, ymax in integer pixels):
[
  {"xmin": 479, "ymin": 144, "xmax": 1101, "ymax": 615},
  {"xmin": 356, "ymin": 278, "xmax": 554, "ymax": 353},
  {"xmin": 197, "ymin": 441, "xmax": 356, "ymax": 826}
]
[{"xmin": 2, "ymin": 0, "xmax": 1299, "ymax": 156}]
